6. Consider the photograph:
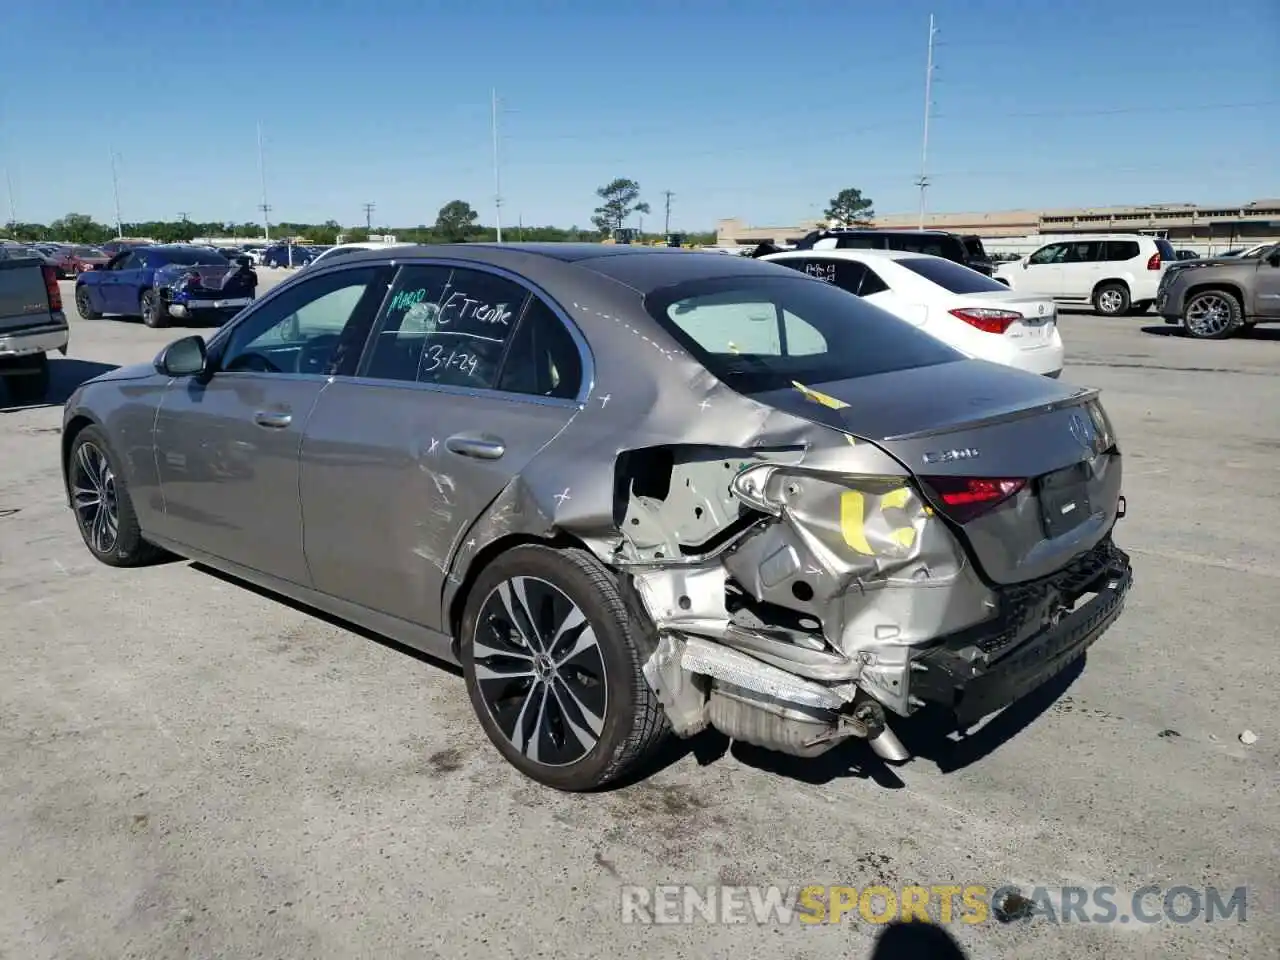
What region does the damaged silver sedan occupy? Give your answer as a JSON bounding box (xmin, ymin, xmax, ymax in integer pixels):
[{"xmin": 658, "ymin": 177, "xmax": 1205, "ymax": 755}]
[{"xmin": 60, "ymin": 243, "xmax": 1132, "ymax": 790}]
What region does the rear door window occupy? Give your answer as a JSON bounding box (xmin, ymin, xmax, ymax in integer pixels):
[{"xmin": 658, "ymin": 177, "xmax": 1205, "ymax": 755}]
[
  {"xmin": 361, "ymin": 264, "xmax": 529, "ymax": 389},
  {"xmin": 885, "ymin": 234, "xmax": 966, "ymax": 262},
  {"xmin": 774, "ymin": 257, "xmax": 870, "ymax": 297},
  {"xmin": 834, "ymin": 234, "xmax": 882, "ymax": 250},
  {"xmin": 1101, "ymin": 240, "xmax": 1140, "ymax": 261}
]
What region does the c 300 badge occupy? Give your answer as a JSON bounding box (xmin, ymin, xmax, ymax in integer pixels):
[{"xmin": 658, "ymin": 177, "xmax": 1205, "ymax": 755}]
[{"xmin": 922, "ymin": 447, "xmax": 980, "ymax": 465}]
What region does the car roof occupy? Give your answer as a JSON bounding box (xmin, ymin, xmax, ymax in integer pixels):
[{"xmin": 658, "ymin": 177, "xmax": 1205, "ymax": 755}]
[{"xmin": 325, "ymin": 242, "xmax": 795, "ymax": 295}]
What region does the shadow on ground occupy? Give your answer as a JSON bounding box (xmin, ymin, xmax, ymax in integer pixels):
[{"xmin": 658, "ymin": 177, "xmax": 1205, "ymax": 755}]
[
  {"xmin": 187, "ymin": 560, "xmax": 1083, "ymax": 790},
  {"xmin": 1141, "ymin": 324, "xmax": 1280, "ymax": 341},
  {"xmin": 0, "ymin": 358, "xmax": 117, "ymax": 413}
]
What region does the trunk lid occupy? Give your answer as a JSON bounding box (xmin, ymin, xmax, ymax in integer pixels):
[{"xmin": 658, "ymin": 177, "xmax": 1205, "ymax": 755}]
[
  {"xmin": 158, "ymin": 263, "xmax": 256, "ymax": 297},
  {"xmin": 755, "ymin": 359, "xmax": 1122, "ymax": 584},
  {"xmin": 949, "ymin": 290, "xmax": 1057, "ymax": 353}
]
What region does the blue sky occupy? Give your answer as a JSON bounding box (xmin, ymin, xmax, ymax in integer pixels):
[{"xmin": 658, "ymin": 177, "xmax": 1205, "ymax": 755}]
[{"xmin": 1, "ymin": 0, "xmax": 1276, "ymax": 230}]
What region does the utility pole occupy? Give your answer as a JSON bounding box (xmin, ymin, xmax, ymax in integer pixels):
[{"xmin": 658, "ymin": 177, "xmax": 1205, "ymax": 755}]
[
  {"xmin": 916, "ymin": 13, "xmax": 938, "ymax": 229},
  {"xmin": 257, "ymin": 121, "xmax": 271, "ymax": 241},
  {"xmin": 518, "ymin": 213, "xmax": 523, "ymax": 241},
  {"xmin": 663, "ymin": 190, "xmax": 674, "ymax": 235},
  {"xmin": 363, "ymin": 202, "xmax": 375, "ymax": 232},
  {"xmin": 3, "ymin": 168, "xmax": 15, "ymax": 225},
  {"xmin": 491, "ymin": 88, "xmax": 502, "ymax": 243},
  {"xmin": 177, "ymin": 211, "xmax": 189, "ymax": 222},
  {"xmin": 109, "ymin": 146, "xmax": 123, "ymax": 238}
]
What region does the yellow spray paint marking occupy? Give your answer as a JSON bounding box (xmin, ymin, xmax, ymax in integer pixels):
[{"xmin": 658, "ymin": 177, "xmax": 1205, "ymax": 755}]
[
  {"xmin": 841, "ymin": 487, "xmax": 919, "ymax": 555},
  {"xmin": 792, "ymin": 381, "xmax": 849, "ymax": 410},
  {"xmin": 840, "ymin": 491, "xmax": 875, "ymax": 555}
]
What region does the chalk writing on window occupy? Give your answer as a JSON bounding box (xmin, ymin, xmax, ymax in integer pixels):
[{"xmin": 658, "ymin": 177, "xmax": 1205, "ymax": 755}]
[
  {"xmin": 437, "ymin": 290, "xmax": 513, "ymax": 327},
  {"xmin": 804, "ymin": 261, "xmax": 837, "ymax": 284},
  {"xmin": 421, "ymin": 344, "xmax": 481, "ymax": 378}
]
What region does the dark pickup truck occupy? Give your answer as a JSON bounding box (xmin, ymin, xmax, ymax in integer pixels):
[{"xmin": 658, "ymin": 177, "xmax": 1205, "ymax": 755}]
[
  {"xmin": 1157, "ymin": 242, "xmax": 1280, "ymax": 339},
  {"xmin": 0, "ymin": 247, "xmax": 68, "ymax": 403}
]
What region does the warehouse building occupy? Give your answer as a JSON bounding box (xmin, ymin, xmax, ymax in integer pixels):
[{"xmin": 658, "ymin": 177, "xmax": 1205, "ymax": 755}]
[{"xmin": 717, "ymin": 199, "xmax": 1280, "ymax": 256}]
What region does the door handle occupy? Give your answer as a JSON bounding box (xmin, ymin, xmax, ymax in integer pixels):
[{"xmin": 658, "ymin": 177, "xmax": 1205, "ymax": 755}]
[
  {"xmin": 445, "ymin": 433, "xmax": 505, "ymax": 460},
  {"xmin": 253, "ymin": 410, "xmax": 292, "ymax": 429}
]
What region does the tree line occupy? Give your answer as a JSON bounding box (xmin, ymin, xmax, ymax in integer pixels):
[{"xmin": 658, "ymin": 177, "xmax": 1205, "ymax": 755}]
[{"xmin": 2, "ymin": 179, "xmax": 874, "ymax": 247}]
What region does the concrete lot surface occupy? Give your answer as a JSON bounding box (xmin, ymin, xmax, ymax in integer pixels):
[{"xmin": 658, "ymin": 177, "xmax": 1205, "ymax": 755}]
[{"xmin": 0, "ymin": 278, "xmax": 1276, "ymax": 958}]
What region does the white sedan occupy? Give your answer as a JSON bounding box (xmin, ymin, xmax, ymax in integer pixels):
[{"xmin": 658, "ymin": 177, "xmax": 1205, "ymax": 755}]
[{"xmin": 760, "ymin": 248, "xmax": 1064, "ymax": 377}]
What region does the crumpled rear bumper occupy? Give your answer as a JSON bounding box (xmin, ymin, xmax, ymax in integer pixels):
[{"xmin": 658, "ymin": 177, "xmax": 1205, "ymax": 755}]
[{"xmin": 908, "ymin": 542, "xmax": 1132, "ymax": 726}]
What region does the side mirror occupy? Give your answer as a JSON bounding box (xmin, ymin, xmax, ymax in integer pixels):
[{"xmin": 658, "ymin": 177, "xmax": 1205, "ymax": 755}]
[
  {"xmin": 155, "ymin": 335, "xmax": 208, "ymax": 377},
  {"xmin": 1022, "ymin": 259, "xmax": 1029, "ymax": 269}
]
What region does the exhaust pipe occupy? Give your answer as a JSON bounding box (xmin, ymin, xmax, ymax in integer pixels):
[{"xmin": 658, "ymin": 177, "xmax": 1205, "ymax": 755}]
[
  {"xmin": 851, "ymin": 697, "xmax": 911, "ymax": 763},
  {"xmin": 867, "ymin": 725, "xmax": 910, "ymax": 762}
]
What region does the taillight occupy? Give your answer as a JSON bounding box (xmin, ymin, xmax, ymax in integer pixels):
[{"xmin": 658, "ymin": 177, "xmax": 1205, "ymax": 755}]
[
  {"xmin": 921, "ymin": 476, "xmax": 1026, "ymax": 523},
  {"xmin": 41, "ymin": 264, "xmax": 62, "ymax": 312},
  {"xmin": 1146, "ymin": 252, "xmax": 1161, "ymax": 270},
  {"xmin": 948, "ymin": 307, "xmax": 1022, "ymax": 335}
]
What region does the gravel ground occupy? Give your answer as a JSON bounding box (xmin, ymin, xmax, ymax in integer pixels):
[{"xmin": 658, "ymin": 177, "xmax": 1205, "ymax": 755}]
[{"xmin": 1, "ymin": 284, "xmax": 1276, "ymax": 959}]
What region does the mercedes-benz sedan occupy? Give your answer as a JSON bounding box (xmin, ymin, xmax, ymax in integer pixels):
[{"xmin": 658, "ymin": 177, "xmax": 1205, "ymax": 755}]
[{"xmin": 61, "ymin": 244, "xmax": 1132, "ymax": 790}]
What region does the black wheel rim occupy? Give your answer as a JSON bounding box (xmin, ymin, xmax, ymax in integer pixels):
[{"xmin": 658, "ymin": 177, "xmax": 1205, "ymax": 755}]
[
  {"xmin": 472, "ymin": 576, "xmax": 607, "ymax": 767},
  {"xmin": 71, "ymin": 441, "xmax": 119, "ymax": 555}
]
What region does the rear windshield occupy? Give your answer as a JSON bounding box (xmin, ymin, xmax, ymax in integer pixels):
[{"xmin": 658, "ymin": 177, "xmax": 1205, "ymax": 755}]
[
  {"xmin": 644, "ymin": 276, "xmax": 961, "ymax": 394},
  {"xmin": 962, "ymin": 236, "xmax": 986, "ymax": 259},
  {"xmin": 162, "ymin": 248, "xmax": 229, "ymax": 266},
  {"xmin": 1156, "ymin": 239, "xmax": 1177, "ymax": 262},
  {"xmin": 897, "ymin": 257, "xmax": 1011, "ymax": 294},
  {"xmin": 883, "ymin": 233, "xmax": 967, "ymax": 261}
]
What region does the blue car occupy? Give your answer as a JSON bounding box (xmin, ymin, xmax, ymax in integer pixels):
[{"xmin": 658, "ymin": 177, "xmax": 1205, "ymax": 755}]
[
  {"xmin": 261, "ymin": 243, "xmax": 318, "ymax": 268},
  {"xmin": 74, "ymin": 244, "xmax": 257, "ymax": 328}
]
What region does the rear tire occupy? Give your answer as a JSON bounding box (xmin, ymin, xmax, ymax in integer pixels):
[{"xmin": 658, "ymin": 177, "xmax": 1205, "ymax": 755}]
[
  {"xmin": 75, "ymin": 285, "xmax": 101, "ymax": 320},
  {"xmin": 459, "ymin": 544, "xmax": 668, "ymax": 791},
  {"xmin": 1093, "ymin": 282, "xmax": 1130, "ymax": 317},
  {"xmin": 3, "ymin": 353, "xmax": 50, "ymax": 404},
  {"xmin": 140, "ymin": 289, "xmax": 168, "ymax": 328},
  {"xmin": 67, "ymin": 425, "xmax": 167, "ymax": 567},
  {"xmin": 1182, "ymin": 290, "xmax": 1243, "ymax": 340}
]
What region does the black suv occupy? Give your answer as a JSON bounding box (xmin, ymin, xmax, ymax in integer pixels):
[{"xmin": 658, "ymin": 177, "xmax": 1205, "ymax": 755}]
[{"xmin": 759, "ymin": 228, "xmax": 994, "ymax": 276}]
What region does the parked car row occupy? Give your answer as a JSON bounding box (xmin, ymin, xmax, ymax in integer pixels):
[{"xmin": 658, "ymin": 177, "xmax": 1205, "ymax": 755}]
[{"xmin": 58, "ymin": 242, "xmax": 1132, "ymax": 789}]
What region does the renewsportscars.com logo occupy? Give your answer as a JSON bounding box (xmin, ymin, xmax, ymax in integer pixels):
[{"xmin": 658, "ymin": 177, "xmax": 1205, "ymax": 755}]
[{"xmin": 620, "ymin": 884, "xmax": 1249, "ymax": 926}]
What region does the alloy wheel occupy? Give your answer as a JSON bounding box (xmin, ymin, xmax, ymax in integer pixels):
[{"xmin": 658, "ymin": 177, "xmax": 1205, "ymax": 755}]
[
  {"xmin": 1185, "ymin": 294, "xmax": 1233, "ymax": 337},
  {"xmin": 1098, "ymin": 289, "xmax": 1124, "ymax": 314},
  {"xmin": 471, "ymin": 576, "xmax": 607, "ymax": 766},
  {"xmin": 72, "ymin": 441, "xmax": 119, "ymax": 555}
]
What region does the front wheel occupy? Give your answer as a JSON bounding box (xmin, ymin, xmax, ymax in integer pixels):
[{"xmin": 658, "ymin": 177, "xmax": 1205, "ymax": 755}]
[
  {"xmin": 140, "ymin": 289, "xmax": 168, "ymax": 328},
  {"xmin": 460, "ymin": 545, "xmax": 668, "ymax": 791},
  {"xmin": 67, "ymin": 426, "xmax": 167, "ymax": 566},
  {"xmin": 1093, "ymin": 283, "xmax": 1130, "ymax": 317},
  {"xmin": 1183, "ymin": 290, "xmax": 1243, "ymax": 340}
]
